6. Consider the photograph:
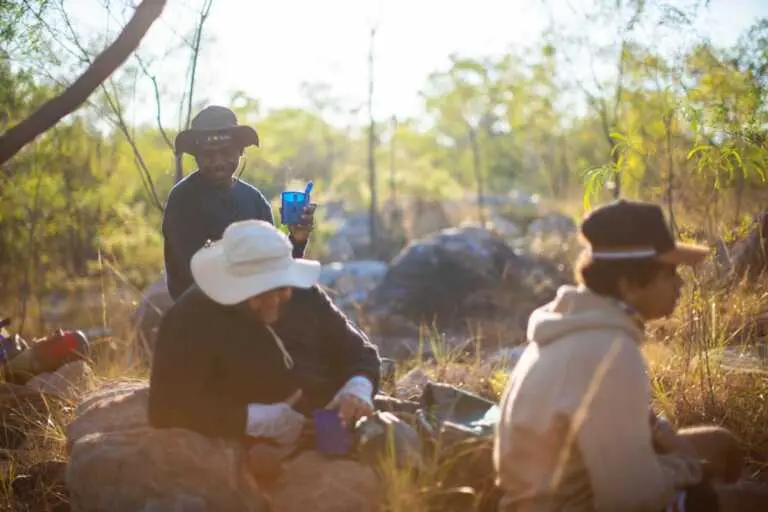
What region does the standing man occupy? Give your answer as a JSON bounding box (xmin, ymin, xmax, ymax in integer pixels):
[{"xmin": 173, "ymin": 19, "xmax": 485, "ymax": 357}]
[{"xmin": 163, "ymin": 105, "xmax": 315, "ymax": 300}]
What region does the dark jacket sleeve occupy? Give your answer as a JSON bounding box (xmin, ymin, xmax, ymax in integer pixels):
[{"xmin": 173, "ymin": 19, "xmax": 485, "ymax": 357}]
[
  {"xmin": 252, "ymin": 186, "xmax": 275, "ymax": 225},
  {"xmin": 163, "ymin": 192, "xmax": 209, "ymax": 301},
  {"xmin": 148, "ymin": 304, "xmax": 247, "ymax": 439},
  {"xmin": 313, "ymin": 287, "xmax": 381, "ymax": 394}
]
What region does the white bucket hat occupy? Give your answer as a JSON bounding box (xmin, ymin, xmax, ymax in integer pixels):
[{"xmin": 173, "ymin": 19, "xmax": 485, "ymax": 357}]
[{"xmin": 190, "ymin": 219, "xmax": 321, "ymax": 305}]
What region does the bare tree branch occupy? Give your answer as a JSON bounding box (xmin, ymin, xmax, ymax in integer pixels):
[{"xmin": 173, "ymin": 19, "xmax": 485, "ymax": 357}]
[
  {"xmin": 19, "ymin": 0, "xmax": 88, "ymax": 66},
  {"xmin": 0, "ymin": 0, "xmax": 167, "ymax": 165},
  {"xmin": 101, "ymin": 79, "xmax": 166, "ymax": 211},
  {"xmin": 182, "ymin": 0, "xmax": 213, "ymax": 130},
  {"xmin": 176, "ymin": 0, "xmax": 214, "ymax": 182},
  {"xmin": 56, "ymin": 0, "xmax": 165, "ymax": 212},
  {"xmin": 135, "ymin": 54, "xmax": 174, "ymax": 150}
]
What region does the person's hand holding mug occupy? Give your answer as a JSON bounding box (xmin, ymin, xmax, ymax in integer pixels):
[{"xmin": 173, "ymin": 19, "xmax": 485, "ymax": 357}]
[
  {"xmin": 325, "ymin": 376, "xmax": 374, "ymax": 428},
  {"xmin": 284, "ymin": 203, "xmax": 316, "ymax": 243}
]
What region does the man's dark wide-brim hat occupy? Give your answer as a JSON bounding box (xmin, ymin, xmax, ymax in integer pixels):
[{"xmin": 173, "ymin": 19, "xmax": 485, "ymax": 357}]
[{"xmin": 174, "ymin": 105, "xmax": 259, "ymax": 156}]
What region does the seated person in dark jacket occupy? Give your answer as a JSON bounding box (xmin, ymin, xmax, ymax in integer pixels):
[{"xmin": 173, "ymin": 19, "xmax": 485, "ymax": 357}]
[
  {"xmin": 148, "ymin": 219, "xmax": 380, "ymax": 448},
  {"xmin": 163, "ymin": 105, "xmax": 315, "ymax": 301}
]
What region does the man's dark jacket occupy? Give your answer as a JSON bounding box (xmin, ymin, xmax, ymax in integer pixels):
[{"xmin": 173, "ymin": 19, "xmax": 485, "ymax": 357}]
[
  {"xmin": 147, "ymin": 284, "xmax": 381, "ymax": 440},
  {"xmin": 162, "ymin": 171, "xmax": 307, "ymax": 300}
]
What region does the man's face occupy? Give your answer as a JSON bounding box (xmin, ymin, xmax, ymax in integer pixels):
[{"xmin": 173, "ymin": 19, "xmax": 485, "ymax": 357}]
[
  {"xmin": 245, "ymin": 287, "xmax": 293, "ymax": 324},
  {"xmin": 194, "ymin": 143, "xmax": 241, "ymax": 187},
  {"xmin": 622, "ymin": 263, "xmax": 683, "ymax": 320}
]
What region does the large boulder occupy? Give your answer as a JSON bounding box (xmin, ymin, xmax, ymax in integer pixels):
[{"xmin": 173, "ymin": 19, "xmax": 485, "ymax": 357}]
[
  {"xmin": 266, "ymin": 450, "xmax": 382, "ymax": 512},
  {"xmin": 65, "ymin": 379, "xmax": 385, "ymax": 511},
  {"xmin": 65, "ymin": 378, "xmax": 267, "ymax": 511},
  {"xmin": 362, "ymin": 226, "xmax": 565, "ymax": 336},
  {"xmin": 66, "ymin": 379, "xmax": 149, "ymax": 452},
  {"xmin": 67, "ymin": 427, "xmax": 267, "ymax": 512}
]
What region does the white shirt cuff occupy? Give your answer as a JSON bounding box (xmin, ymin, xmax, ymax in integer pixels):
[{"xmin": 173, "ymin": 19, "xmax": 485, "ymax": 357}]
[{"xmin": 337, "ymin": 375, "xmax": 374, "ymax": 405}]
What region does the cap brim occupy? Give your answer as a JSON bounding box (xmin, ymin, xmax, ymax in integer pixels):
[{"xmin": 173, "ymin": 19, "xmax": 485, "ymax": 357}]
[
  {"xmin": 175, "ymin": 125, "xmax": 260, "ymax": 155},
  {"xmin": 656, "ymin": 242, "xmax": 710, "ymax": 266},
  {"xmin": 190, "ymin": 244, "xmax": 321, "ymax": 305}
]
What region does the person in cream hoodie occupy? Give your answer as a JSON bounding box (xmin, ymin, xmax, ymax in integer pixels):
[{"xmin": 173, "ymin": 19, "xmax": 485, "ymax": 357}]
[{"xmin": 494, "ymin": 200, "xmax": 768, "ymax": 512}]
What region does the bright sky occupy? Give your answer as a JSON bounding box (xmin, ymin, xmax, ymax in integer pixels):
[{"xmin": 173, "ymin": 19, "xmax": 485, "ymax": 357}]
[{"xmin": 61, "ymin": 0, "xmax": 768, "ymax": 128}]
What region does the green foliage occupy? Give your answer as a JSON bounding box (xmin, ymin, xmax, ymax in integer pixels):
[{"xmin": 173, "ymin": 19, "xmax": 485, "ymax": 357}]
[
  {"xmin": 582, "ymin": 165, "xmax": 615, "ymax": 210},
  {"xmin": 578, "ymin": 18, "xmax": 768, "ymax": 212},
  {"xmin": 0, "ymin": 0, "xmax": 50, "ymax": 54},
  {"xmin": 2, "ymin": 5, "xmax": 768, "ymax": 327}
]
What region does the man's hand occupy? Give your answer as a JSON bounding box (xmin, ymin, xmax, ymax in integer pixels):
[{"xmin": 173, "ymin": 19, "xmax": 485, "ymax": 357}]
[
  {"xmin": 246, "ymin": 389, "xmax": 306, "ymax": 445},
  {"xmin": 326, "ymin": 376, "xmax": 374, "ymax": 428},
  {"xmin": 285, "ymin": 203, "xmax": 316, "ymax": 243}
]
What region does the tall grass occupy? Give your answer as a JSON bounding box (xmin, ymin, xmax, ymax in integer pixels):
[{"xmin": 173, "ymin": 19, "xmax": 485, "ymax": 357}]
[
  {"xmin": 3, "ymin": 225, "xmax": 768, "ymax": 509},
  {"xmin": 645, "ymin": 273, "xmax": 768, "ymax": 481}
]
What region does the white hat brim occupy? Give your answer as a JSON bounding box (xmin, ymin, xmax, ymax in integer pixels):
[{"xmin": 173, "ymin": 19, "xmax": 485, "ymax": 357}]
[{"xmin": 190, "ymin": 243, "xmax": 322, "ymax": 305}]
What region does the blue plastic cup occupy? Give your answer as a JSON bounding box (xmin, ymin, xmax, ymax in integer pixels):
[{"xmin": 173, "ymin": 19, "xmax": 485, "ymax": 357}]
[
  {"xmin": 280, "ymin": 181, "xmax": 313, "ymax": 225},
  {"xmin": 280, "ymin": 191, "xmax": 306, "ymax": 225},
  {"xmin": 313, "ymin": 409, "xmax": 354, "ymax": 457}
]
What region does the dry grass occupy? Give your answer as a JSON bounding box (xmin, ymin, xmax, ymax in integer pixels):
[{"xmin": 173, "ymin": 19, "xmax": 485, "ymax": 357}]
[
  {"xmin": 372, "ymin": 268, "xmax": 768, "ymax": 509},
  {"xmin": 3, "ymin": 236, "xmax": 768, "ymax": 510},
  {"xmin": 644, "ymin": 273, "xmax": 768, "ymax": 482},
  {"xmin": 0, "ymin": 393, "xmax": 71, "ymax": 511}
]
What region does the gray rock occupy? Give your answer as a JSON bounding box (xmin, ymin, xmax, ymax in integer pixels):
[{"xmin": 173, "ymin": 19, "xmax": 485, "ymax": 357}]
[
  {"xmin": 66, "ymin": 380, "xmax": 149, "ymax": 452},
  {"xmin": 319, "ymin": 260, "xmax": 388, "ymax": 319},
  {"xmin": 326, "ymin": 213, "xmax": 376, "ymax": 261},
  {"xmin": 356, "ymin": 411, "xmax": 424, "ymax": 472},
  {"xmin": 266, "ymin": 450, "xmax": 381, "ymax": 512},
  {"xmin": 26, "ymin": 360, "xmax": 95, "ymax": 401},
  {"xmin": 395, "ymin": 367, "xmax": 430, "ymax": 398},
  {"xmin": 66, "ymin": 427, "xmax": 266, "ymax": 512},
  {"xmin": 363, "ymin": 226, "xmax": 565, "ymax": 335},
  {"xmin": 526, "ymin": 212, "xmax": 576, "ymax": 239},
  {"xmin": 140, "ymin": 493, "xmax": 208, "ymax": 512}
]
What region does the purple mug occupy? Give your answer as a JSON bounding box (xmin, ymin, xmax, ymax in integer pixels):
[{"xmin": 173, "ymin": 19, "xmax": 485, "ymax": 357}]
[{"xmin": 313, "ymin": 409, "xmax": 354, "ymax": 456}]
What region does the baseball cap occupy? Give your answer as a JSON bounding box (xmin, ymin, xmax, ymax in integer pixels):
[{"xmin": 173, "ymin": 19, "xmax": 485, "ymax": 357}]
[
  {"xmin": 581, "ymin": 200, "xmax": 710, "ymax": 265},
  {"xmin": 174, "ymin": 106, "xmax": 260, "ymax": 156}
]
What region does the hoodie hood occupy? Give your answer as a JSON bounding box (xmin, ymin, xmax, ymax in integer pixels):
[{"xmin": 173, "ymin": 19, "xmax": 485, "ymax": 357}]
[{"xmin": 526, "ymin": 285, "xmax": 645, "ymax": 347}]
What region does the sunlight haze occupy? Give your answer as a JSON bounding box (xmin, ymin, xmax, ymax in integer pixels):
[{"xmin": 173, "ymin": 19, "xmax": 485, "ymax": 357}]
[{"xmin": 64, "ymin": 0, "xmax": 768, "ymax": 127}]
